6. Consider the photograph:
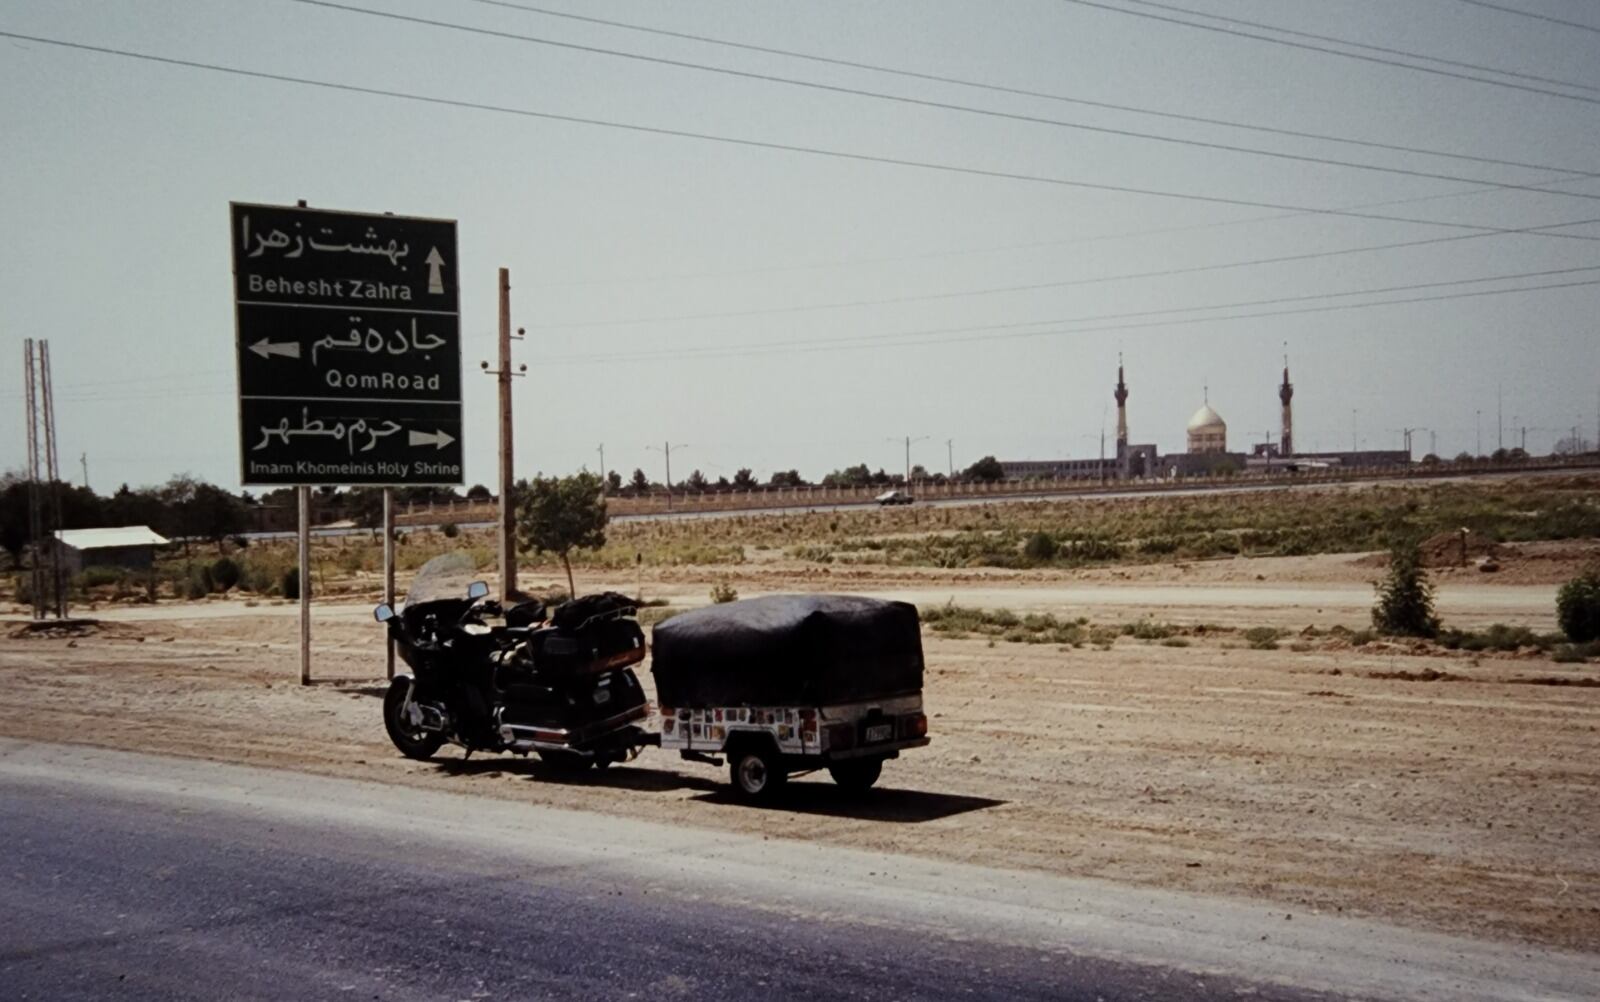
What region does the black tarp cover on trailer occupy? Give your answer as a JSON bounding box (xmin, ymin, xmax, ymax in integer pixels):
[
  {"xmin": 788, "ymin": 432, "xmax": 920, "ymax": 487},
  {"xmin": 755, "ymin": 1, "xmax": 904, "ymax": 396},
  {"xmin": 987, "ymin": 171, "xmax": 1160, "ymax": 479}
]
[{"xmin": 651, "ymin": 594, "xmax": 924, "ymax": 707}]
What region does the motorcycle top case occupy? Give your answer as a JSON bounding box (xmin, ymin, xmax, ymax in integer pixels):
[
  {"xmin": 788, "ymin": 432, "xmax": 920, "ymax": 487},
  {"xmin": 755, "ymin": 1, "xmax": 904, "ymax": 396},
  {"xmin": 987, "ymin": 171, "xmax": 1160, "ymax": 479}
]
[
  {"xmin": 650, "ymin": 594, "xmax": 924, "ymax": 708},
  {"xmin": 526, "ymin": 592, "xmax": 645, "ymax": 677}
]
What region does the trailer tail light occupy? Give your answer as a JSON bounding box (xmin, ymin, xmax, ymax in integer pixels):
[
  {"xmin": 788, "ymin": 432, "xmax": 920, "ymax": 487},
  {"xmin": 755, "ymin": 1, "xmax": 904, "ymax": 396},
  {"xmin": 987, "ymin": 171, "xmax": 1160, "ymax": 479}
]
[
  {"xmin": 903, "ymin": 713, "xmax": 928, "ymax": 738},
  {"xmin": 825, "ymin": 722, "xmax": 855, "ymax": 751}
]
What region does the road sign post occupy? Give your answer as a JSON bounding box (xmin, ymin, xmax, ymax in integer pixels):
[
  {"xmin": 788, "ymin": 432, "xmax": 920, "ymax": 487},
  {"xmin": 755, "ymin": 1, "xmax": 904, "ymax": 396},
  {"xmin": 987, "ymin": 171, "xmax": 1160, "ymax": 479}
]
[
  {"xmin": 230, "ymin": 202, "xmax": 462, "ymax": 684},
  {"xmin": 230, "ymin": 202, "xmax": 463, "ymax": 487}
]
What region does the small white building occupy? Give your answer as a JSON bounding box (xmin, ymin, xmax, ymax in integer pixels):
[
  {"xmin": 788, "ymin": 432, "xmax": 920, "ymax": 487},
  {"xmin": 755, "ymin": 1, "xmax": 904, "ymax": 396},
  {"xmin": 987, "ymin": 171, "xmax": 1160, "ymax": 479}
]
[{"xmin": 53, "ymin": 526, "xmax": 170, "ymax": 575}]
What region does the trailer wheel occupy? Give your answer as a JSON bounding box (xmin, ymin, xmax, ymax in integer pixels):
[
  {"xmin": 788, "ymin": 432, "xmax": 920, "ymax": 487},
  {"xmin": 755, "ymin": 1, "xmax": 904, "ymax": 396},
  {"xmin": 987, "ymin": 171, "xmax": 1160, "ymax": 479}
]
[
  {"xmin": 729, "ymin": 745, "xmax": 786, "ymax": 802},
  {"xmin": 828, "ymin": 758, "xmax": 883, "ymax": 793}
]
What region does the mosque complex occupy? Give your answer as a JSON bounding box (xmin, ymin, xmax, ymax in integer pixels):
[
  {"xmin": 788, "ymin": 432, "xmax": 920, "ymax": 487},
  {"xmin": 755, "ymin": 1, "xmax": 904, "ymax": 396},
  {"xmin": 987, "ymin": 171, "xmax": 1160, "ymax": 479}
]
[{"xmin": 1000, "ymin": 357, "xmax": 1411, "ymax": 482}]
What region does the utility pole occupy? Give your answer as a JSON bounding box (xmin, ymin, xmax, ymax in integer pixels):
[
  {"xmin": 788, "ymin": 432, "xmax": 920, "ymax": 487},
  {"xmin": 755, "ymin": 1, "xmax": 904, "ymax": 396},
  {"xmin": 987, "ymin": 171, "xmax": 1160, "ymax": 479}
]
[
  {"xmin": 481, "ymin": 268, "xmax": 526, "ymax": 602},
  {"xmin": 887, "ymin": 435, "xmax": 928, "ymax": 485},
  {"xmin": 80, "ymin": 453, "xmax": 88, "ymax": 490},
  {"xmin": 1497, "ymin": 383, "xmax": 1503, "ymax": 452},
  {"xmin": 597, "ymin": 444, "xmax": 606, "ymax": 495},
  {"xmin": 1430, "ymin": 430, "xmax": 1437, "ymax": 457},
  {"xmin": 946, "ymin": 438, "xmax": 954, "ymax": 479},
  {"xmin": 39, "ymin": 340, "xmax": 64, "ymax": 618},
  {"xmin": 21, "ymin": 340, "xmax": 45, "ymax": 620},
  {"xmin": 1351, "ymin": 409, "xmax": 1357, "ymax": 453},
  {"xmin": 647, "ymin": 442, "xmax": 684, "ymax": 510},
  {"xmin": 1476, "ymin": 409, "xmax": 1482, "ymax": 457}
]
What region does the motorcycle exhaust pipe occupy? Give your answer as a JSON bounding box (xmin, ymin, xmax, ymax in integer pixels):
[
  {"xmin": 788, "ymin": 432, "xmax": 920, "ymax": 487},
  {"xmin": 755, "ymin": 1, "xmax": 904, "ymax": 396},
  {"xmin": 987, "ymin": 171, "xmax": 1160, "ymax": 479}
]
[{"xmin": 498, "ymin": 722, "xmax": 589, "ymax": 755}]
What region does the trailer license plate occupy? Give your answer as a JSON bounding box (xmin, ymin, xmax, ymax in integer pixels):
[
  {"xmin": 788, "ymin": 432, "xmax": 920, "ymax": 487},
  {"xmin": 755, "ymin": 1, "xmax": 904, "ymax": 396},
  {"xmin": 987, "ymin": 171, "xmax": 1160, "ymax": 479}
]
[{"xmin": 865, "ymin": 723, "xmax": 892, "ymax": 743}]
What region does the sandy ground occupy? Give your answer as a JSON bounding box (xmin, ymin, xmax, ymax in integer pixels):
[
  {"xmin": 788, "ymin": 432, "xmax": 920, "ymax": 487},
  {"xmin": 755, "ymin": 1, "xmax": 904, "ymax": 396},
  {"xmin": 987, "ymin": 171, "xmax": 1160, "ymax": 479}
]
[{"xmin": 3, "ymin": 549, "xmax": 1598, "ymax": 958}]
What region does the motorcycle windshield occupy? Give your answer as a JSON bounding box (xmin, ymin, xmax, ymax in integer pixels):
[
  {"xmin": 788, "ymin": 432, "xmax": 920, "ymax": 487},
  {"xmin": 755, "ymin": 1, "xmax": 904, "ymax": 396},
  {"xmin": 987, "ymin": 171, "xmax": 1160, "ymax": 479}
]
[{"xmin": 403, "ymin": 552, "xmax": 486, "ymax": 609}]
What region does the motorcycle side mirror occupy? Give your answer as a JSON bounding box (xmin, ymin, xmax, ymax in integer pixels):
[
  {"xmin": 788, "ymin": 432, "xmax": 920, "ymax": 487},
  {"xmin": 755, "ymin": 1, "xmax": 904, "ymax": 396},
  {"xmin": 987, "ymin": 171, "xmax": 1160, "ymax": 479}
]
[
  {"xmin": 467, "ymin": 581, "xmax": 489, "ymax": 600},
  {"xmin": 374, "ymin": 604, "xmax": 395, "ymax": 623}
]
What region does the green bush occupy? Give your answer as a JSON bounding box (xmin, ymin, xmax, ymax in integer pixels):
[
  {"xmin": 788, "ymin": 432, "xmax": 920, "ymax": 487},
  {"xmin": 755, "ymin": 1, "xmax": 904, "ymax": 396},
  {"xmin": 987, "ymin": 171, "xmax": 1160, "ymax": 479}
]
[
  {"xmin": 1022, "ymin": 531, "xmax": 1058, "ymax": 562},
  {"xmin": 210, "ymin": 557, "xmax": 241, "ymax": 593},
  {"xmin": 1555, "ymin": 570, "xmax": 1600, "ymax": 643},
  {"xmin": 1372, "ymin": 538, "xmax": 1439, "ymax": 637},
  {"xmin": 710, "ymin": 581, "xmax": 738, "ymax": 604},
  {"xmin": 441, "ymin": 522, "xmax": 460, "ymax": 539},
  {"xmin": 281, "ymin": 566, "xmax": 301, "ymax": 600}
]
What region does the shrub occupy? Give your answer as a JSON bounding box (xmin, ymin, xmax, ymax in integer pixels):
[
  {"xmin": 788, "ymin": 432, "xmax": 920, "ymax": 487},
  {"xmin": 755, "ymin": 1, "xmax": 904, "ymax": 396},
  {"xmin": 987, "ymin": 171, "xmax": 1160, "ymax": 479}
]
[
  {"xmin": 77, "ymin": 565, "xmax": 128, "ymax": 590},
  {"xmin": 281, "ymin": 566, "xmax": 302, "ymax": 600},
  {"xmin": 1555, "ymin": 570, "xmax": 1600, "ymax": 643},
  {"xmin": 1160, "ymin": 637, "xmax": 1191, "ymax": 648},
  {"xmin": 185, "ymin": 565, "xmax": 213, "ymax": 600},
  {"xmin": 710, "ymin": 581, "xmax": 738, "ymax": 604},
  {"xmin": 441, "ymin": 522, "xmax": 460, "ymax": 539},
  {"xmin": 210, "ymin": 557, "xmax": 241, "ymax": 593},
  {"xmin": 1022, "ymin": 531, "xmax": 1058, "ymax": 562},
  {"xmin": 1124, "ymin": 619, "xmax": 1175, "ymax": 640},
  {"xmin": 1244, "ymin": 626, "xmax": 1282, "ymax": 650},
  {"xmin": 1372, "ymin": 538, "xmax": 1439, "ymax": 637}
]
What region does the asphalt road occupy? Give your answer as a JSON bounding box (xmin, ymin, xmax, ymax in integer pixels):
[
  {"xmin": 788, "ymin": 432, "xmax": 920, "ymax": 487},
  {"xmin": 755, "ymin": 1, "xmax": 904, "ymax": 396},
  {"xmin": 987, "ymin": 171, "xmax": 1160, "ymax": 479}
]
[{"xmin": 3, "ymin": 742, "xmax": 1595, "ymax": 1001}]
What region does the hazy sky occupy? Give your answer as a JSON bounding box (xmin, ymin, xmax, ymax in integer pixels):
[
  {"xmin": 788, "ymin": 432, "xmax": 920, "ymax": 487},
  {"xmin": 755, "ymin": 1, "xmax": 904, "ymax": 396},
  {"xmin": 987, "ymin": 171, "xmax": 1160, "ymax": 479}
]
[{"xmin": 3, "ymin": 0, "xmax": 1598, "ymax": 492}]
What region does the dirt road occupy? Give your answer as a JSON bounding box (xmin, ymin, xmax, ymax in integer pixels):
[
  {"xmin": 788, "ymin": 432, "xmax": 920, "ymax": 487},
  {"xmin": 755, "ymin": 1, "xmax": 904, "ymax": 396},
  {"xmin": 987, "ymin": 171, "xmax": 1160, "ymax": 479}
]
[{"xmin": 3, "ymin": 570, "xmax": 1596, "ymax": 955}]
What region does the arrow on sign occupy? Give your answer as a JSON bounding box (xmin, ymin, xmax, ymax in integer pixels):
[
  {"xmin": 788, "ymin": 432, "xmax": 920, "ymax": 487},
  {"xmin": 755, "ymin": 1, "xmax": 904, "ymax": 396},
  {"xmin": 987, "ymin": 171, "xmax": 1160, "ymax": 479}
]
[
  {"xmin": 249, "ymin": 338, "xmax": 301, "ymax": 360},
  {"xmin": 425, "ymin": 246, "xmax": 446, "ymax": 294},
  {"xmin": 409, "ymin": 429, "xmax": 456, "ymax": 450}
]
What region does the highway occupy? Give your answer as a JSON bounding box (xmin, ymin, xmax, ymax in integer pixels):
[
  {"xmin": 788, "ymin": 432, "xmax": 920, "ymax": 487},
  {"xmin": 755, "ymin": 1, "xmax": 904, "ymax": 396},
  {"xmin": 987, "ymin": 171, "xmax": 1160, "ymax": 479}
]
[
  {"xmin": 4, "ymin": 742, "xmax": 1596, "ymax": 1001},
  {"xmin": 233, "ymin": 465, "xmax": 1591, "ymax": 540}
]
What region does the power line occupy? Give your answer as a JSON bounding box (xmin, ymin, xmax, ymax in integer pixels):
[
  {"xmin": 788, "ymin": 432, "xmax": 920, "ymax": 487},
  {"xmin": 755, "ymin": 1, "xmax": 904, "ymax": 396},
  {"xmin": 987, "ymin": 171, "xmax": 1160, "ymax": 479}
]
[
  {"xmin": 291, "ymin": 1, "xmax": 1600, "ymax": 204},
  {"xmin": 531, "ymin": 171, "xmax": 1600, "ymax": 288},
  {"xmin": 547, "ymin": 276, "xmax": 1600, "ymax": 364},
  {"xmin": 1109, "ymin": 0, "xmax": 1600, "ymax": 93},
  {"xmin": 463, "ymin": 0, "xmax": 1600, "ymax": 179},
  {"xmin": 1058, "ymin": 0, "xmax": 1600, "ymax": 107},
  {"xmin": 8, "ymin": 30, "xmax": 1598, "ymax": 240},
  {"xmin": 1451, "ymin": 0, "xmax": 1600, "ymax": 36},
  {"xmin": 532, "ymin": 215, "xmax": 1600, "ymax": 330},
  {"xmin": 546, "ymin": 266, "xmax": 1600, "ymax": 363}
]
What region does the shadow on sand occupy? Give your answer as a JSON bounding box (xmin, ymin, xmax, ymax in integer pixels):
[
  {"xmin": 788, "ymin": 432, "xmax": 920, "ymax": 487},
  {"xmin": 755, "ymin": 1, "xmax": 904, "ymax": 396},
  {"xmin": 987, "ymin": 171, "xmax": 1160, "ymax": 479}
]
[{"xmin": 691, "ymin": 782, "xmax": 1005, "ymax": 823}]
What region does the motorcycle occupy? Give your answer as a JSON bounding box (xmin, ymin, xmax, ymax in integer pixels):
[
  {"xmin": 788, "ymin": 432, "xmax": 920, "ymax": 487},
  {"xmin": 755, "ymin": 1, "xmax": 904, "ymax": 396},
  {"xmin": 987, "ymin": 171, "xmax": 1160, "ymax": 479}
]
[{"xmin": 374, "ymin": 553, "xmax": 652, "ymax": 770}]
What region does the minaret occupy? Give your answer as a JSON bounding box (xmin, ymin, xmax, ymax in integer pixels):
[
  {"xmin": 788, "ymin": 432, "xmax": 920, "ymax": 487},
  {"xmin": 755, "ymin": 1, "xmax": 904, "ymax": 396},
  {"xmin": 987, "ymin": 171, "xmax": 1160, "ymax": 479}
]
[
  {"xmin": 1279, "ymin": 351, "xmax": 1294, "ymax": 457},
  {"xmin": 1113, "ymin": 354, "xmax": 1129, "ymax": 458}
]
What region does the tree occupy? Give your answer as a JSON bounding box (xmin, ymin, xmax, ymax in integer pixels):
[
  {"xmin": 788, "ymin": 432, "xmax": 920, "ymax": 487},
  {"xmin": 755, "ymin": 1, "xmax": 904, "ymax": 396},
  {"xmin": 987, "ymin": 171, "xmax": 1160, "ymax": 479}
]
[
  {"xmin": 732, "ymin": 468, "xmax": 758, "ymax": 490},
  {"xmin": 466, "ymin": 483, "xmax": 492, "ymax": 501},
  {"xmin": 0, "ymin": 477, "xmax": 29, "ymax": 568},
  {"xmin": 910, "ymin": 464, "xmax": 931, "ymax": 482},
  {"xmin": 684, "ymin": 469, "xmax": 709, "ymax": 492},
  {"xmin": 629, "ymin": 468, "xmax": 650, "ymax": 495},
  {"xmin": 1453, "ymin": 451, "xmax": 1474, "ymax": 463},
  {"xmin": 714, "ymin": 475, "xmax": 730, "ymax": 488},
  {"xmin": 347, "ymin": 487, "xmax": 385, "ymax": 538},
  {"xmin": 606, "ymin": 470, "xmax": 622, "ymax": 493},
  {"xmin": 964, "ymin": 456, "xmax": 1005, "ymax": 482},
  {"xmin": 517, "ymin": 471, "xmax": 608, "ymax": 599},
  {"xmin": 1372, "ymin": 537, "xmax": 1439, "ymax": 637},
  {"xmin": 769, "ymin": 470, "xmax": 807, "ymax": 488},
  {"xmin": 1556, "ymin": 569, "xmax": 1600, "ymax": 643},
  {"xmin": 822, "ymin": 463, "xmax": 872, "ymax": 488}
]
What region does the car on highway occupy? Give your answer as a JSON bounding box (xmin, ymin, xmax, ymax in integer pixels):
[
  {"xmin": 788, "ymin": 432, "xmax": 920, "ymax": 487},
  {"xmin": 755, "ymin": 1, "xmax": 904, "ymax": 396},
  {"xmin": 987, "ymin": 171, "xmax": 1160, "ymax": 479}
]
[{"xmin": 874, "ymin": 489, "xmax": 915, "ymax": 505}]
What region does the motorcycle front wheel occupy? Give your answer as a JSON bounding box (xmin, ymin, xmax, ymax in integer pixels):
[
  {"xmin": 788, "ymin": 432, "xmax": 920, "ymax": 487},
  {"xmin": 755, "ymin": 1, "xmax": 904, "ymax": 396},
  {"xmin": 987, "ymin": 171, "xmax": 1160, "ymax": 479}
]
[{"xmin": 383, "ymin": 678, "xmax": 445, "ymax": 760}]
